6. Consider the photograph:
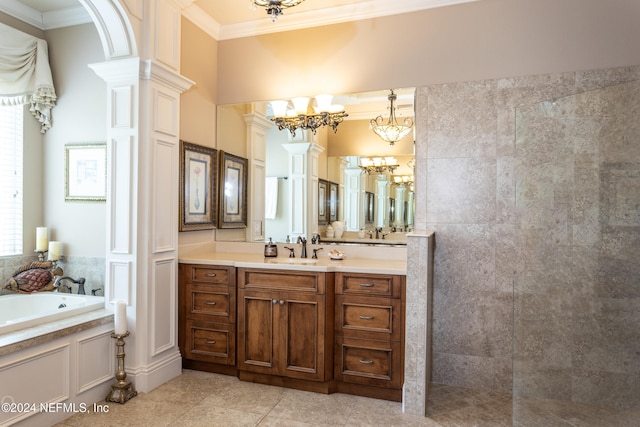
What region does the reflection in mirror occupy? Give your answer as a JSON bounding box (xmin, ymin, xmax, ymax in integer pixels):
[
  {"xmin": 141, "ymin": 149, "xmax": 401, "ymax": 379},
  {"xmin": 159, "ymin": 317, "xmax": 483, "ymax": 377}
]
[{"xmin": 216, "ymin": 88, "xmax": 415, "ymax": 245}]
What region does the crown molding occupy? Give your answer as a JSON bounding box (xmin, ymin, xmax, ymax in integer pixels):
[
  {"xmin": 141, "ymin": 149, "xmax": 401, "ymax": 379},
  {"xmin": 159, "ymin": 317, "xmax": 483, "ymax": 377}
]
[
  {"xmin": 215, "ymin": 0, "xmax": 479, "ymax": 41},
  {"xmin": 0, "ymin": 0, "xmax": 91, "ymax": 30}
]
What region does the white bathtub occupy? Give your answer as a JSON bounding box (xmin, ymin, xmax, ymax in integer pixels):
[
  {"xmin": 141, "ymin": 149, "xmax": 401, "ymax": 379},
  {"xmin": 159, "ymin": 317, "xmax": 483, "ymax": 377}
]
[{"xmin": 0, "ymin": 292, "xmax": 105, "ymax": 335}]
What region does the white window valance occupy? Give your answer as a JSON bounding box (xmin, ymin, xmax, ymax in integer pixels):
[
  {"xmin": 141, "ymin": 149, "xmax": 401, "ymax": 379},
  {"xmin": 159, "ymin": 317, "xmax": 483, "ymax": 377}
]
[{"xmin": 0, "ymin": 23, "xmax": 57, "ymax": 133}]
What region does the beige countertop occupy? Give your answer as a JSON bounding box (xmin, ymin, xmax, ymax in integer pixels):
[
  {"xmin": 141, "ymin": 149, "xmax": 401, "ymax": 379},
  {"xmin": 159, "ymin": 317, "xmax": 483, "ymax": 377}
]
[{"xmin": 179, "ymin": 250, "xmax": 407, "ymax": 275}]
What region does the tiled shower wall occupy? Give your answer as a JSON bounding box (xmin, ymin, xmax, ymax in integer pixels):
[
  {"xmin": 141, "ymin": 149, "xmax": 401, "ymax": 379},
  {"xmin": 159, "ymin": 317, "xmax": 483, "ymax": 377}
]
[{"xmin": 421, "ymin": 65, "xmax": 640, "ymax": 409}]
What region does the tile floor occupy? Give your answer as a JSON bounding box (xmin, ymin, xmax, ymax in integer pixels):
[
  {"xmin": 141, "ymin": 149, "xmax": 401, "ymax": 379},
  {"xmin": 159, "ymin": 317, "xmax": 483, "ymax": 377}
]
[
  {"xmin": 55, "ymin": 370, "xmax": 511, "ymax": 427},
  {"xmin": 55, "ymin": 370, "xmax": 640, "ymax": 426}
]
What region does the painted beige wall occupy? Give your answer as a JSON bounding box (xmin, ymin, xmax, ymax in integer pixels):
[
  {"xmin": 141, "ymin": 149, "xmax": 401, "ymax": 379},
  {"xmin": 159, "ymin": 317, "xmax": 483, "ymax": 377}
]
[
  {"xmin": 217, "ymin": 0, "xmax": 640, "ymax": 104},
  {"xmin": 43, "ymin": 23, "xmax": 107, "ymax": 257},
  {"xmin": 179, "ymin": 17, "xmax": 218, "ymax": 246},
  {"xmin": 180, "ymin": 17, "xmax": 217, "ymax": 149}
]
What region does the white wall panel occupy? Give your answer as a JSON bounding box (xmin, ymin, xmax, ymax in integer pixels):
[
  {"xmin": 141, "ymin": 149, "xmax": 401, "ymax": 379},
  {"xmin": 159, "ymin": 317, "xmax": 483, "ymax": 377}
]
[
  {"xmin": 110, "ymin": 136, "xmax": 133, "ymax": 254},
  {"xmin": 152, "ymin": 139, "xmax": 177, "ymax": 252},
  {"xmin": 112, "ymin": 85, "xmax": 133, "ymax": 128},
  {"xmin": 154, "ymin": 0, "xmax": 180, "ymax": 70},
  {"xmin": 153, "ymin": 88, "xmax": 178, "ymax": 136},
  {"xmin": 77, "ymin": 332, "xmax": 114, "ymax": 393},
  {"xmin": 151, "ymin": 258, "xmax": 176, "ymax": 356},
  {"xmin": 0, "ymin": 345, "xmax": 70, "ymax": 425}
]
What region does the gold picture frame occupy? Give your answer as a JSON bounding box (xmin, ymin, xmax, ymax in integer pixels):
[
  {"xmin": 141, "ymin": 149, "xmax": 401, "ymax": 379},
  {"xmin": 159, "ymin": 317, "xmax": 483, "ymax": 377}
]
[
  {"xmin": 218, "ymin": 150, "xmax": 247, "ymax": 229},
  {"xmin": 179, "ymin": 140, "xmax": 217, "ymax": 231},
  {"xmin": 65, "ymin": 143, "xmax": 107, "ymax": 202}
]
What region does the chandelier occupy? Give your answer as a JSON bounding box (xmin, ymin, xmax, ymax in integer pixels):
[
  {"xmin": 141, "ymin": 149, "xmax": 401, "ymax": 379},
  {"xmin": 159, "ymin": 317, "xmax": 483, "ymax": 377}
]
[
  {"xmin": 252, "ymin": 0, "xmax": 305, "ymax": 22},
  {"xmin": 392, "ymin": 175, "xmax": 414, "ymax": 186},
  {"xmin": 270, "ymin": 95, "xmax": 348, "ymax": 137},
  {"xmin": 359, "ymin": 157, "xmax": 399, "ymax": 174},
  {"xmin": 370, "ymin": 89, "xmax": 414, "ymax": 145}
]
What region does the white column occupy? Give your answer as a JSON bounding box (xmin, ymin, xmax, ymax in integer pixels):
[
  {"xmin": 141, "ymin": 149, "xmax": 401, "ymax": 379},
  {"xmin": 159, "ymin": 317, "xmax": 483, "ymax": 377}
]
[
  {"xmin": 344, "ymin": 167, "xmax": 364, "ymax": 232},
  {"xmin": 244, "ymin": 112, "xmax": 274, "ymax": 242},
  {"xmin": 282, "ymin": 141, "xmax": 324, "ymax": 239}
]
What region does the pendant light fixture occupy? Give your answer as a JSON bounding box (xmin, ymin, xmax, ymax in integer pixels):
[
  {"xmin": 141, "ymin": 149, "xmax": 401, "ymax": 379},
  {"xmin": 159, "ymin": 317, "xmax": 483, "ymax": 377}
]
[
  {"xmin": 252, "ymin": 0, "xmax": 305, "ymax": 22},
  {"xmin": 370, "ymin": 89, "xmax": 414, "ymax": 145}
]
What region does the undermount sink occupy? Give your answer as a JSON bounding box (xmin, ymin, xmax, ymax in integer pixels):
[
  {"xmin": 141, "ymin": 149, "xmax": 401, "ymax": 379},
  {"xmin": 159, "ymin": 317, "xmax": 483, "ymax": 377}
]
[{"xmin": 265, "ymin": 258, "xmax": 318, "ymax": 265}]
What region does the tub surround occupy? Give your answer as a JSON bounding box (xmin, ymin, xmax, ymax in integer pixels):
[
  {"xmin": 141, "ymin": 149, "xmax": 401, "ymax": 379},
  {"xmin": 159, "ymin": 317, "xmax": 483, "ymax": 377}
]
[{"xmin": 0, "ymin": 309, "xmax": 113, "ymax": 356}]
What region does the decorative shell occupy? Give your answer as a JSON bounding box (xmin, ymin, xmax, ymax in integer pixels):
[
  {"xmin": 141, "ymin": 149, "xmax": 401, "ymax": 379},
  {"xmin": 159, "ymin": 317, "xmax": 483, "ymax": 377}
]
[{"xmin": 1, "ymin": 261, "xmax": 63, "ymax": 293}]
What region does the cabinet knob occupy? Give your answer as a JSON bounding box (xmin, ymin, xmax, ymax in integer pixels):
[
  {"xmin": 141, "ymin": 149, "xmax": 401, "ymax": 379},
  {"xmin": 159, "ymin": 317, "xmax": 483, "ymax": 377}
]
[
  {"xmin": 359, "ymin": 359, "xmax": 374, "ymax": 365},
  {"xmin": 204, "ymin": 340, "xmax": 216, "ymax": 345},
  {"xmin": 204, "ymin": 301, "xmax": 217, "ymax": 305},
  {"xmin": 359, "ymin": 283, "xmax": 374, "ymax": 287},
  {"xmin": 359, "ymin": 315, "xmax": 374, "ymax": 320},
  {"xmin": 279, "ymin": 300, "xmax": 285, "ymax": 305},
  {"xmin": 272, "ymin": 299, "xmax": 277, "ymax": 304}
]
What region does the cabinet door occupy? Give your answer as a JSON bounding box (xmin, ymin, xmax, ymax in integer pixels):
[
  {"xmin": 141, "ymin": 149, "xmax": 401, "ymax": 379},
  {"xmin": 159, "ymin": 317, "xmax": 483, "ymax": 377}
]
[
  {"xmin": 237, "ymin": 289, "xmax": 278, "ymax": 375},
  {"xmin": 282, "ymin": 292, "xmax": 326, "ymax": 381}
]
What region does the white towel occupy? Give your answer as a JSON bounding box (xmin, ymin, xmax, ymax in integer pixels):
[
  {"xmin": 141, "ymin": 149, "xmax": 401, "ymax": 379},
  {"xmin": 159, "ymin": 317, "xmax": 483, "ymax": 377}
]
[{"xmin": 265, "ymin": 177, "xmax": 278, "ymax": 219}]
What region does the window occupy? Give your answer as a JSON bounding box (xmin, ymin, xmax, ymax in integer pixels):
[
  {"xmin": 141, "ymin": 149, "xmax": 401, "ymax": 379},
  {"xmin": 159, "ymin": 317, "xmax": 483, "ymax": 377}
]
[{"xmin": 0, "ymin": 104, "xmax": 23, "ymax": 257}]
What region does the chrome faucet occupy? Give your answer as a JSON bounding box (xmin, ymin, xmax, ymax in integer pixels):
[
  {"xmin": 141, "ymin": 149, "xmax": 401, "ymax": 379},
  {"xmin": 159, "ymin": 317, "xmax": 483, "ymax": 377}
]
[
  {"xmin": 53, "ymin": 276, "xmax": 86, "ymax": 294},
  {"xmin": 297, "ymin": 236, "xmax": 308, "ymax": 258}
]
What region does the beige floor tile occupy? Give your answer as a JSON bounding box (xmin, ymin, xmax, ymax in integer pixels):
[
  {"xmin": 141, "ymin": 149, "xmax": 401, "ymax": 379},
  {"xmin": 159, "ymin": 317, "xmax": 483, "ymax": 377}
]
[
  {"xmin": 268, "ymin": 390, "xmax": 358, "ymax": 425},
  {"xmin": 171, "ymin": 404, "xmax": 265, "ymax": 427}
]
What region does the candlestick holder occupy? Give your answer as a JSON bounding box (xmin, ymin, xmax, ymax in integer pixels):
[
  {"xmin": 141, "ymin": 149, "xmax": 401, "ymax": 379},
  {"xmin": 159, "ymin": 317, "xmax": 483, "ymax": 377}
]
[
  {"xmin": 34, "ymin": 249, "xmax": 47, "ymax": 262},
  {"xmin": 106, "ymin": 331, "xmax": 137, "ymax": 404}
]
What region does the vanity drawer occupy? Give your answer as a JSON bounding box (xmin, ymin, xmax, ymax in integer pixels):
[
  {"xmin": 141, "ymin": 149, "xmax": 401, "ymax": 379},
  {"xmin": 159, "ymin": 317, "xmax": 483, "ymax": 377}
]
[
  {"xmin": 189, "ymin": 266, "xmax": 232, "ymax": 285},
  {"xmin": 336, "ymin": 272, "xmax": 402, "ymax": 298},
  {"xmin": 335, "ymin": 337, "xmax": 402, "ymax": 388},
  {"xmin": 336, "ymin": 296, "xmax": 401, "ymax": 340},
  {"xmin": 184, "ymin": 320, "xmax": 235, "ymax": 365},
  {"xmin": 187, "ymin": 286, "xmax": 235, "ymax": 322},
  {"xmin": 238, "ymin": 268, "xmax": 325, "ymax": 294}
]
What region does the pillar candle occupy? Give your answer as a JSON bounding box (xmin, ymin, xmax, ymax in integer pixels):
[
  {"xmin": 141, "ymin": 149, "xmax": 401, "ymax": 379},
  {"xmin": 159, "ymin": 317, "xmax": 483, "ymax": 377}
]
[
  {"xmin": 36, "ymin": 227, "xmax": 48, "ymax": 252},
  {"xmin": 48, "ymin": 241, "xmax": 61, "ymax": 261},
  {"xmin": 114, "ymin": 300, "xmax": 127, "ymax": 335}
]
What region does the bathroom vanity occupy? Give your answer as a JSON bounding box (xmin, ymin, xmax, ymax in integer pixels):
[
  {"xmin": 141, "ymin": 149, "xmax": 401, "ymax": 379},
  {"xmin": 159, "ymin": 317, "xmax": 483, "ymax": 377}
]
[{"xmin": 178, "ymin": 246, "xmax": 406, "ymax": 401}]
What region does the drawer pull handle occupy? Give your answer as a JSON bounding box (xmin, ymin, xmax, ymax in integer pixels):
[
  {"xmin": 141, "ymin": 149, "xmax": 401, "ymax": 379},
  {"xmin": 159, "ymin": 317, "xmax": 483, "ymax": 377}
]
[
  {"xmin": 204, "ymin": 301, "xmax": 217, "ymax": 306},
  {"xmin": 204, "ymin": 340, "xmax": 216, "ymax": 345},
  {"xmin": 359, "ymin": 359, "xmax": 374, "ymax": 365},
  {"xmin": 359, "ymin": 283, "xmax": 374, "ymax": 287},
  {"xmin": 359, "ymin": 315, "xmax": 374, "ymax": 320},
  {"xmin": 205, "ymin": 273, "xmax": 217, "ymax": 277}
]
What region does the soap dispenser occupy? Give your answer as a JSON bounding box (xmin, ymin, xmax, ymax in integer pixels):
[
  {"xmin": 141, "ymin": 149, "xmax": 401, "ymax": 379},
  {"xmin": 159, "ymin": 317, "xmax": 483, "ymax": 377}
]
[{"xmin": 264, "ymin": 237, "xmax": 278, "ymax": 258}]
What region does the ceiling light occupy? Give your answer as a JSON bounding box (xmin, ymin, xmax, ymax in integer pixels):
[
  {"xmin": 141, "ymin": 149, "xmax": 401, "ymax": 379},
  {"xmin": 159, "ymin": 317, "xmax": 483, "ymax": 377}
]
[
  {"xmin": 270, "ymin": 94, "xmax": 348, "ymax": 137},
  {"xmin": 370, "ymin": 89, "xmax": 414, "ymax": 145},
  {"xmin": 252, "ymin": 0, "xmax": 305, "ymax": 22},
  {"xmin": 359, "ymin": 157, "xmax": 399, "ymax": 174}
]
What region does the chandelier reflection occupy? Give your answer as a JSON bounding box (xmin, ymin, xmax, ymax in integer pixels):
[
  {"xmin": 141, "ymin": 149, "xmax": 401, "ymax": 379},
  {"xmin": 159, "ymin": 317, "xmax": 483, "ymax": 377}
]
[
  {"xmin": 359, "ymin": 157, "xmax": 399, "ymax": 174},
  {"xmin": 252, "ymin": 0, "xmax": 305, "ymax": 22},
  {"xmin": 270, "ymin": 94, "xmax": 348, "ymax": 137},
  {"xmin": 370, "ymin": 89, "xmax": 414, "ymax": 145},
  {"xmin": 392, "ymin": 175, "xmax": 414, "ymax": 186}
]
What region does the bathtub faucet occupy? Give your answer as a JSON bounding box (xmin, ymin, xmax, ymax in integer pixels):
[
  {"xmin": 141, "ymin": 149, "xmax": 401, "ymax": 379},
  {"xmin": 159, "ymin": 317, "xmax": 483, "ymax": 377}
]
[{"xmin": 53, "ymin": 276, "xmax": 87, "ymax": 295}]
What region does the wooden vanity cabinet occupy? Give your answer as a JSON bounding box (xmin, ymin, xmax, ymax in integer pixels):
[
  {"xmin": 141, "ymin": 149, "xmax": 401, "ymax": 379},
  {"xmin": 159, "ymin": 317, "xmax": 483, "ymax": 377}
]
[
  {"xmin": 179, "ymin": 264, "xmax": 236, "ymax": 373},
  {"xmin": 334, "ymin": 272, "xmax": 405, "ymax": 401},
  {"xmin": 237, "ymin": 268, "xmax": 334, "ymax": 387}
]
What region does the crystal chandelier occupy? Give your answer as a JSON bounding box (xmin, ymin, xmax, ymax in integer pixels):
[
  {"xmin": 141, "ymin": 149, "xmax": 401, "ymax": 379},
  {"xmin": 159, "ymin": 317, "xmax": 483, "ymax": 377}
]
[
  {"xmin": 359, "ymin": 157, "xmax": 399, "ymax": 174},
  {"xmin": 370, "ymin": 89, "xmax": 414, "ymax": 145},
  {"xmin": 252, "ymin": 0, "xmax": 305, "ymax": 22},
  {"xmin": 270, "ymin": 94, "xmax": 348, "ymax": 137}
]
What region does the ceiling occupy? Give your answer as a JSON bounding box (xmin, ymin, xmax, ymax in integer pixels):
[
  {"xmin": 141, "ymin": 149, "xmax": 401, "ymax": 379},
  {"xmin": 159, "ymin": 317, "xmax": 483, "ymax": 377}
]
[{"xmin": 1, "ymin": 0, "xmax": 476, "ymax": 40}]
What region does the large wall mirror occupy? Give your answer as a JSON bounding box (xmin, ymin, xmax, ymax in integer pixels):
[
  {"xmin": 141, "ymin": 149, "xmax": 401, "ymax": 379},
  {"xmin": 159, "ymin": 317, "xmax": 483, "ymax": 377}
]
[{"xmin": 215, "ymin": 88, "xmax": 415, "ymax": 245}]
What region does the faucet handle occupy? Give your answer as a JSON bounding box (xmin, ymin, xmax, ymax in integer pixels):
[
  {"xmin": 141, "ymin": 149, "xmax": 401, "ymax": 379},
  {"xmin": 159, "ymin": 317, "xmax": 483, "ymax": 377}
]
[
  {"xmin": 312, "ymin": 248, "xmax": 323, "ymax": 259},
  {"xmin": 284, "ymin": 246, "xmax": 295, "ymax": 258}
]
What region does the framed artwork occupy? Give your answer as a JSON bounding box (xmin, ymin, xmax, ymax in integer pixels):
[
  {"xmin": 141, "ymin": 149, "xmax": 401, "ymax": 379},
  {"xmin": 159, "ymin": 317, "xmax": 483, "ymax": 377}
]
[
  {"xmin": 65, "ymin": 143, "xmax": 107, "ymax": 202},
  {"xmin": 218, "ymin": 150, "xmax": 248, "ymax": 228},
  {"xmin": 329, "ymin": 181, "xmax": 339, "ymax": 222},
  {"xmin": 389, "ymin": 197, "xmax": 396, "ymax": 226},
  {"xmin": 179, "ymin": 140, "xmax": 217, "ymax": 231},
  {"xmin": 318, "ymin": 179, "xmax": 328, "ymax": 225},
  {"xmin": 365, "ymin": 191, "xmax": 375, "ymax": 224}
]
